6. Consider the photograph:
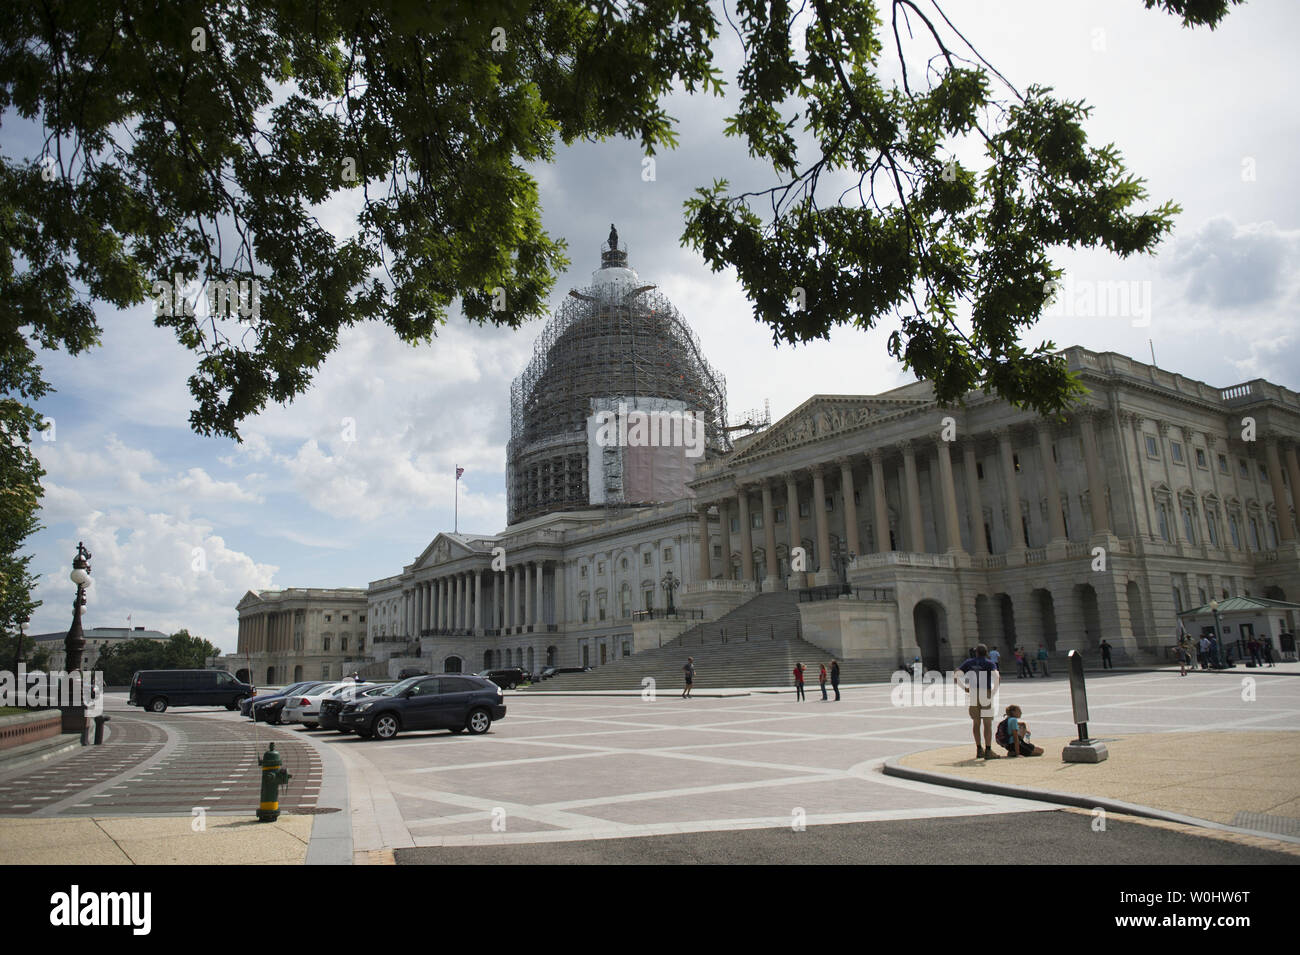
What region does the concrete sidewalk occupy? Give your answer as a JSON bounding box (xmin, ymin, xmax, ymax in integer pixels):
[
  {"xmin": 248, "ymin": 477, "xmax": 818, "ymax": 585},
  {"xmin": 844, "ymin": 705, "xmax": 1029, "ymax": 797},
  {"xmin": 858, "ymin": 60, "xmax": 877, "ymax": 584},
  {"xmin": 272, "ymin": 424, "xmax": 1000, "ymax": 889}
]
[
  {"xmin": 886, "ymin": 730, "xmax": 1300, "ymax": 843},
  {"xmin": 0, "ymin": 813, "xmax": 315, "ymax": 864}
]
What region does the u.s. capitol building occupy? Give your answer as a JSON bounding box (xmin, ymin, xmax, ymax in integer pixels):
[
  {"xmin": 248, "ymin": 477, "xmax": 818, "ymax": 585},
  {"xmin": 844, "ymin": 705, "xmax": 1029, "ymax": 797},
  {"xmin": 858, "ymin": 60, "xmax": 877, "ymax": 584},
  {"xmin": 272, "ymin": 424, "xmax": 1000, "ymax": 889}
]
[{"xmin": 237, "ymin": 228, "xmax": 1300, "ymax": 685}]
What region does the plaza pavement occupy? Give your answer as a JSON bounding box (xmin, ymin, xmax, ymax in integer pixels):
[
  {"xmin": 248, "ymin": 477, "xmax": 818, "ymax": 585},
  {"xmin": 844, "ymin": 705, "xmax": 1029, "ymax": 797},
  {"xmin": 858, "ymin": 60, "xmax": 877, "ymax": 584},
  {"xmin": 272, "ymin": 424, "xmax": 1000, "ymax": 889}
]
[{"xmin": 1, "ymin": 665, "xmax": 1297, "ymax": 863}]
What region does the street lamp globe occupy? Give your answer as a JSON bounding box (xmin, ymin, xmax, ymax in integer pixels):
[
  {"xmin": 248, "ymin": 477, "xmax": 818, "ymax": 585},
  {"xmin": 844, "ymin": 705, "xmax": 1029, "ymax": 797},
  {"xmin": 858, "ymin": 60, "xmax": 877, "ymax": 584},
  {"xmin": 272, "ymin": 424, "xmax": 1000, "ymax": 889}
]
[{"xmin": 70, "ymin": 567, "xmax": 90, "ymax": 586}]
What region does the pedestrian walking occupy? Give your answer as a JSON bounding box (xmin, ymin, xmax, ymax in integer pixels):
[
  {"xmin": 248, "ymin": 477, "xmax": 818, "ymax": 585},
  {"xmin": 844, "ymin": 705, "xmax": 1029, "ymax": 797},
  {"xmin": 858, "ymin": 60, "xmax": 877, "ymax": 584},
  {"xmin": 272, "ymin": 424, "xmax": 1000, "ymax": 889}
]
[
  {"xmin": 819, "ymin": 662, "xmax": 828, "ymax": 701},
  {"xmin": 1100, "ymin": 640, "xmax": 1113, "ymax": 669},
  {"xmin": 1248, "ymin": 637, "xmax": 1262, "ymax": 668},
  {"xmin": 831, "ymin": 659, "xmax": 840, "ymax": 701},
  {"xmin": 1036, "ymin": 644, "xmax": 1050, "ymax": 677},
  {"xmin": 1019, "ymin": 647, "xmax": 1034, "ymax": 679},
  {"xmin": 793, "ymin": 662, "xmax": 806, "ymax": 701},
  {"xmin": 1198, "ymin": 634, "xmax": 1210, "ymax": 670},
  {"xmin": 988, "ymin": 645, "xmax": 1001, "ymax": 670},
  {"xmin": 1263, "ymin": 638, "xmax": 1276, "ymax": 667},
  {"xmin": 956, "ymin": 644, "xmax": 1000, "ymax": 760},
  {"xmin": 682, "ymin": 657, "xmax": 695, "ymax": 699},
  {"xmin": 1178, "ymin": 635, "xmax": 1192, "ymax": 676}
]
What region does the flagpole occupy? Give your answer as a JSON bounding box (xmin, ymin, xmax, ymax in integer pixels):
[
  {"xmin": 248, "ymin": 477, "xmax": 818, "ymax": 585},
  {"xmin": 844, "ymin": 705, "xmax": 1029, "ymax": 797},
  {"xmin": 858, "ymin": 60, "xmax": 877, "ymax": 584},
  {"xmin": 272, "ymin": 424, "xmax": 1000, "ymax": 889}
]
[{"xmin": 455, "ymin": 465, "xmax": 459, "ymax": 534}]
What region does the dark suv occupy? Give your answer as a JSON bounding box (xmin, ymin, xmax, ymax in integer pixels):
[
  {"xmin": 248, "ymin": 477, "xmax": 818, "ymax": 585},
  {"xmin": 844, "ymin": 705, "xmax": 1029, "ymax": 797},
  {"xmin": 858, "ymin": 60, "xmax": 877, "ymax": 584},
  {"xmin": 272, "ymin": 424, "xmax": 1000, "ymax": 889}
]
[
  {"xmin": 129, "ymin": 669, "xmax": 253, "ymax": 712},
  {"xmin": 480, "ymin": 667, "xmax": 529, "ymax": 689},
  {"xmin": 339, "ymin": 674, "xmax": 506, "ymax": 740}
]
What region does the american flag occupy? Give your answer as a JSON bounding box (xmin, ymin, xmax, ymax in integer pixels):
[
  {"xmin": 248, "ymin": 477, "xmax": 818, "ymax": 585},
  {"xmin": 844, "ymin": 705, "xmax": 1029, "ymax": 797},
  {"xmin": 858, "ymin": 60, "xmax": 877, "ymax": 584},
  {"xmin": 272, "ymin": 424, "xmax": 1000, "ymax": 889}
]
[{"xmin": 456, "ymin": 467, "xmax": 464, "ymax": 480}]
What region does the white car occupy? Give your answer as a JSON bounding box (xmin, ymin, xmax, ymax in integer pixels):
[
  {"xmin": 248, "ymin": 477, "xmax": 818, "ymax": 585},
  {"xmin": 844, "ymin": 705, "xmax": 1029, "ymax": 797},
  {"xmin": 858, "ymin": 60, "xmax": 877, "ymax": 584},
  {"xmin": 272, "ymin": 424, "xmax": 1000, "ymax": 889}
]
[{"xmin": 282, "ymin": 681, "xmax": 374, "ymax": 728}]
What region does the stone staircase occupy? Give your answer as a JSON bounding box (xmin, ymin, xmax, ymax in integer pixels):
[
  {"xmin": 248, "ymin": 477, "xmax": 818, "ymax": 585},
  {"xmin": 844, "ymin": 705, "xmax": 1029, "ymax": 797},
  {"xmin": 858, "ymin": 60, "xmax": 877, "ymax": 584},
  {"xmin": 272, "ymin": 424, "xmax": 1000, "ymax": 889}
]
[{"xmin": 526, "ymin": 591, "xmax": 898, "ymax": 691}]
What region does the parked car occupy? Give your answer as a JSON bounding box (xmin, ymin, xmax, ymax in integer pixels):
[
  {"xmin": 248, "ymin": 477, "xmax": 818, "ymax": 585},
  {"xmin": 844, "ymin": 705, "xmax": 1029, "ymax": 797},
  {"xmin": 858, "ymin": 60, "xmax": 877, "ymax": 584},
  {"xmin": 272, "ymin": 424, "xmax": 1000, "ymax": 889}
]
[
  {"xmin": 397, "ymin": 667, "xmax": 430, "ymax": 680},
  {"xmin": 320, "ymin": 683, "xmax": 393, "ymax": 732},
  {"xmin": 539, "ymin": 666, "xmax": 591, "ymax": 680},
  {"xmin": 129, "ymin": 670, "xmax": 254, "ymax": 713},
  {"xmin": 248, "ymin": 682, "xmax": 331, "ymax": 723},
  {"xmin": 282, "ymin": 681, "xmax": 362, "ymax": 728},
  {"xmin": 339, "ymin": 674, "xmax": 506, "ymax": 740},
  {"xmin": 479, "ymin": 667, "xmax": 529, "ymax": 689},
  {"xmin": 240, "ymin": 681, "xmax": 314, "ymax": 717}
]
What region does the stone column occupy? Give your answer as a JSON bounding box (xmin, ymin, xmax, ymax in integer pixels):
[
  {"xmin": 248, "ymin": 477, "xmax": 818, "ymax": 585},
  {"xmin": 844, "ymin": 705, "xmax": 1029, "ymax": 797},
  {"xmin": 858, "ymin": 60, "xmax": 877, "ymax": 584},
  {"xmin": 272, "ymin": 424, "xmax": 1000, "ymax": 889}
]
[
  {"xmin": 996, "ymin": 429, "xmax": 1026, "ymax": 552},
  {"xmin": 1079, "ymin": 412, "xmax": 1111, "ymax": 536},
  {"xmin": 737, "ymin": 486, "xmax": 755, "ymax": 582},
  {"xmin": 535, "ymin": 560, "xmax": 545, "ymax": 628},
  {"xmin": 1038, "ymin": 423, "xmax": 1068, "ymax": 543},
  {"xmin": 961, "ymin": 440, "xmax": 987, "ymax": 557},
  {"xmin": 1285, "ymin": 443, "xmax": 1300, "ymax": 540},
  {"xmin": 441, "ymin": 578, "xmax": 449, "ymax": 629},
  {"xmin": 839, "ymin": 459, "xmax": 861, "ymax": 558},
  {"xmin": 761, "ymin": 480, "xmax": 780, "ymax": 591},
  {"xmin": 506, "ymin": 568, "xmax": 514, "ymax": 631},
  {"xmin": 718, "ymin": 499, "xmax": 733, "ymax": 580},
  {"xmin": 1265, "ymin": 437, "xmax": 1295, "ymax": 542},
  {"xmin": 811, "ymin": 465, "xmax": 832, "ymax": 580},
  {"xmin": 935, "ymin": 439, "xmax": 964, "ymax": 555},
  {"xmin": 474, "ymin": 570, "xmax": 483, "ymax": 632},
  {"xmin": 520, "ymin": 560, "xmax": 531, "ymax": 629},
  {"xmin": 697, "ymin": 507, "xmax": 712, "ymax": 581},
  {"xmin": 555, "ymin": 562, "xmax": 567, "ymax": 628},
  {"xmin": 901, "ymin": 442, "xmax": 925, "ymax": 551},
  {"xmin": 870, "ymin": 450, "xmax": 890, "ymax": 553},
  {"xmin": 785, "ymin": 474, "xmax": 802, "ymax": 580}
]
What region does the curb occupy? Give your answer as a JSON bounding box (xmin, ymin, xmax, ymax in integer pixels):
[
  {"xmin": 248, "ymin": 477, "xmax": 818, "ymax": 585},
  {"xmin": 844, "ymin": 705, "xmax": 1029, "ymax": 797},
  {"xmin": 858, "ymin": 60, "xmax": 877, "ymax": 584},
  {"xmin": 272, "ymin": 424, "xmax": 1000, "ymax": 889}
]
[
  {"xmin": 0, "ymin": 735, "xmax": 84, "ymax": 775},
  {"xmin": 881, "ymin": 754, "xmax": 1300, "ymax": 846},
  {"xmin": 284, "ymin": 727, "xmax": 352, "ymax": 866}
]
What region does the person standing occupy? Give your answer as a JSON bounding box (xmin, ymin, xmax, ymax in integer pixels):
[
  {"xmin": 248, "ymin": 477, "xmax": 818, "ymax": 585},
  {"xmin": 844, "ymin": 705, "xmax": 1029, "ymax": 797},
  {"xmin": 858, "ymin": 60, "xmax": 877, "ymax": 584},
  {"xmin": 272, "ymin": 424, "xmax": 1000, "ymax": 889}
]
[
  {"xmin": 1263, "ymin": 638, "xmax": 1276, "ymax": 667},
  {"xmin": 793, "ymin": 662, "xmax": 806, "ymax": 701},
  {"xmin": 1036, "ymin": 644, "xmax": 1050, "ymax": 678},
  {"xmin": 830, "ymin": 659, "xmax": 840, "ymax": 701},
  {"xmin": 1178, "ymin": 634, "xmax": 1192, "ymax": 676},
  {"xmin": 1100, "ymin": 640, "xmax": 1113, "ymax": 669},
  {"xmin": 818, "ymin": 662, "xmax": 828, "ymax": 701},
  {"xmin": 682, "ymin": 657, "xmax": 695, "ymax": 699},
  {"xmin": 988, "ymin": 646, "xmax": 1001, "ymax": 670},
  {"xmin": 956, "ymin": 644, "xmax": 1000, "ymax": 759}
]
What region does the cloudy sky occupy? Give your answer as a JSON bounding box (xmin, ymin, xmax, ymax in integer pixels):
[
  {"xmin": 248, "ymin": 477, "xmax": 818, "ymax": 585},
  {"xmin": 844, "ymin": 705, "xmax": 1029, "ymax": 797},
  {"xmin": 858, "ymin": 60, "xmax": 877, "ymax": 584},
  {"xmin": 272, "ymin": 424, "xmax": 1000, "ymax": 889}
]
[{"xmin": 19, "ymin": 0, "xmax": 1300, "ymax": 650}]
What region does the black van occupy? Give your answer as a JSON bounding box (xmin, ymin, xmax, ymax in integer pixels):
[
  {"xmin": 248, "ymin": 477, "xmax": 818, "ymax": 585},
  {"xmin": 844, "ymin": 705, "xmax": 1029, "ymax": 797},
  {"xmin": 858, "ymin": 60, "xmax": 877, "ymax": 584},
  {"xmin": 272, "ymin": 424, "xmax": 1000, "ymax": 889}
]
[{"xmin": 129, "ymin": 670, "xmax": 254, "ymax": 712}]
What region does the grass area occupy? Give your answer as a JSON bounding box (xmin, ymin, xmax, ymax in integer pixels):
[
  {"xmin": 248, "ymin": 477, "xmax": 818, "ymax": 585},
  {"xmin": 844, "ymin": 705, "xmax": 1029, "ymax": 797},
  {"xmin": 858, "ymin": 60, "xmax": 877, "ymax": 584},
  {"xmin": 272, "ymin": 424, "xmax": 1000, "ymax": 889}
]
[{"xmin": 0, "ymin": 706, "xmax": 28, "ymax": 718}]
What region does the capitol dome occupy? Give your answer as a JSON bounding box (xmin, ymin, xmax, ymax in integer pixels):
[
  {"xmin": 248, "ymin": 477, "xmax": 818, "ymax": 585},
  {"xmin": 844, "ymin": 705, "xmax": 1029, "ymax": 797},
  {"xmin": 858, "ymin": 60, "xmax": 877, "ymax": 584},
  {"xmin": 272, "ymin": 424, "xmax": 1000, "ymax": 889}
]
[{"xmin": 506, "ymin": 225, "xmax": 729, "ymax": 525}]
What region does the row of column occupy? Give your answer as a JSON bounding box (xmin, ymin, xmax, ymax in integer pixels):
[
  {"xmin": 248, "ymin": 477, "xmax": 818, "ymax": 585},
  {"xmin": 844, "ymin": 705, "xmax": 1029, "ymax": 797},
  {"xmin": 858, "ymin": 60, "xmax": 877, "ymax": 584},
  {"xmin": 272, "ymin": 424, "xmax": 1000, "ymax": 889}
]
[
  {"xmin": 400, "ymin": 560, "xmax": 562, "ymax": 638},
  {"xmin": 698, "ymin": 417, "xmax": 1112, "ymax": 580}
]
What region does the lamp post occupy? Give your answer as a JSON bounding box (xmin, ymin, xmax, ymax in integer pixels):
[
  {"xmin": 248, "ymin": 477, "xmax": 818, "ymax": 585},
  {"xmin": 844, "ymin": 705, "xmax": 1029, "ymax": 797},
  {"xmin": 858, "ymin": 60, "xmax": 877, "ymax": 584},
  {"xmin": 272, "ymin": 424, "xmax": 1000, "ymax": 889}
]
[
  {"xmin": 1209, "ymin": 599, "xmax": 1223, "ymax": 668},
  {"xmin": 66, "ymin": 542, "xmax": 92, "ymax": 671},
  {"xmin": 661, "ymin": 570, "xmax": 680, "ymax": 617}
]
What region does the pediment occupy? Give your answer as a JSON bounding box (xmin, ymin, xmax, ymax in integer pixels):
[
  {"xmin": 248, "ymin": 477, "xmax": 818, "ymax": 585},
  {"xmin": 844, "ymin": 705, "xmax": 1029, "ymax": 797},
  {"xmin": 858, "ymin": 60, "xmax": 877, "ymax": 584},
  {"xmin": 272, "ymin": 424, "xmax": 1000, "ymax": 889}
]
[
  {"xmin": 733, "ymin": 394, "xmax": 931, "ymax": 461},
  {"xmin": 414, "ymin": 533, "xmax": 481, "ymax": 569}
]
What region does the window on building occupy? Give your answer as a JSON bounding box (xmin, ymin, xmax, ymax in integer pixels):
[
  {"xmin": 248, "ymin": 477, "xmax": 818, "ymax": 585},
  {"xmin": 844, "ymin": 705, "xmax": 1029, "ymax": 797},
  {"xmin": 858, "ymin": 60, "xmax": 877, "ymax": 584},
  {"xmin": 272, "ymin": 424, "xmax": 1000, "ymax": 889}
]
[
  {"xmin": 623, "ymin": 641, "xmax": 631, "ymax": 657},
  {"xmin": 358, "ymin": 637, "xmax": 365, "ymax": 651},
  {"xmin": 1259, "ymin": 464, "xmax": 1268, "ymax": 482},
  {"xmin": 799, "ymin": 500, "xmax": 811, "ymax": 518},
  {"xmin": 621, "ymin": 557, "xmax": 628, "ymax": 570},
  {"xmin": 976, "ymin": 462, "xmax": 985, "ymax": 480},
  {"xmin": 342, "ymin": 614, "xmax": 349, "ymax": 622},
  {"xmin": 1198, "ymin": 587, "xmax": 1207, "ymax": 605},
  {"xmin": 1156, "ymin": 502, "xmax": 1171, "ymax": 542},
  {"xmin": 1181, "ymin": 505, "xmax": 1196, "ymax": 545},
  {"xmin": 1239, "ymin": 459, "xmax": 1249, "ymax": 478},
  {"xmin": 775, "ymin": 507, "xmax": 786, "ymax": 524},
  {"xmin": 643, "ymin": 551, "xmax": 652, "ymax": 565},
  {"xmin": 597, "ymin": 562, "xmax": 605, "ymax": 575},
  {"xmin": 643, "ymin": 589, "xmax": 653, "ymax": 611},
  {"xmin": 1229, "ymin": 514, "xmax": 1242, "ymax": 549},
  {"xmin": 598, "ymin": 596, "xmax": 607, "ymax": 621},
  {"xmin": 1171, "ymin": 442, "xmax": 1184, "ymax": 464},
  {"xmin": 731, "ymin": 516, "xmax": 740, "ymax": 532},
  {"xmin": 1207, "ymin": 512, "xmax": 1219, "ymax": 546},
  {"xmin": 712, "ymin": 545, "xmax": 721, "ymax": 558},
  {"xmin": 1172, "ymin": 586, "xmax": 1183, "ymax": 614},
  {"xmin": 983, "ymin": 524, "xmax": 992, "ymax": 553},
  {"xmin": 581, "ymin": 565, "xmax": 588, "ymax": 578},
  {"xmin": 825, "ymin": 495, "xmax": 834, "ymax": 512},
  {"xmin": 1195, "ymin": 449, "xmax": 1207, "ymax": 469},
  {"xmin": 1218, "ymin": 454, "xmax": 1229, "ymax": 474},
  {"xmin": 323, "ymin": 637, "xmax": 331, "ymax": 651},
  {"xmin": 325, "ymin": 614, "xmax": 331, "ymax": 622},
  {"xmin": 1249, "ymin": 517, "xmax": 1261, "ymax": 550},
  {"xmin": 341, "ymin": 637, "xmax": 348, "ymax": 651},
  {"xmin": 1145, "ymin": 436, "xmax": 1159, "ymax": 458},
  {"xmin": 663, "ymin": 547, "xmax": 672, "ymax": 561},
  {"xmin": 853, "ymin": 490, "xmax": 861, "ymax": 505},
  {"xmin": 752, "ymin": 511, "xmax": 763, "ymax": 529},
  {"xmin": 581, "ymin": 597, "xmax": 589, "ymax": 623},
  {"xmin": 1270, "ymin": 521, "xmax": 1279, "ymax": 547}
]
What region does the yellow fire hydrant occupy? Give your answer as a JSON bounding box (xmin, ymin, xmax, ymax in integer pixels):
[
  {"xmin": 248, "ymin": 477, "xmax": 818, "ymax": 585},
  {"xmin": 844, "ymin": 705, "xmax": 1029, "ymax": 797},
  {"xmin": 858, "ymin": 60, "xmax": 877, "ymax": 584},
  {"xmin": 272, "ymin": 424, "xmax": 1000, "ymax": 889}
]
[{"xmin": 256, "ymin": 742, "xmax": 292, "ymax": 822}]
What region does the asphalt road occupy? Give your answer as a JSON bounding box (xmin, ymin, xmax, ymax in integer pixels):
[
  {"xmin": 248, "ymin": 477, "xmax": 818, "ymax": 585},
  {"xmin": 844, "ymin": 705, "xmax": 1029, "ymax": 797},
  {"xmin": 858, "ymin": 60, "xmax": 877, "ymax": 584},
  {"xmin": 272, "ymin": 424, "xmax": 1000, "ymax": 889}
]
[{"xmin": 396, "ymin": 810, "xmax": 1300, "ymax": 865}]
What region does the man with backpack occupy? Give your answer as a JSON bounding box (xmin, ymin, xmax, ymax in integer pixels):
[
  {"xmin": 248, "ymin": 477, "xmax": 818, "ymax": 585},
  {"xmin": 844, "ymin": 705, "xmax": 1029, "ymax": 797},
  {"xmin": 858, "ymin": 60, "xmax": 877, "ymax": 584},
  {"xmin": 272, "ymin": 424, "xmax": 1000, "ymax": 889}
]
[{"xmin": 956, "ymin": 644, "xmax": 1000, "ymax": 760}]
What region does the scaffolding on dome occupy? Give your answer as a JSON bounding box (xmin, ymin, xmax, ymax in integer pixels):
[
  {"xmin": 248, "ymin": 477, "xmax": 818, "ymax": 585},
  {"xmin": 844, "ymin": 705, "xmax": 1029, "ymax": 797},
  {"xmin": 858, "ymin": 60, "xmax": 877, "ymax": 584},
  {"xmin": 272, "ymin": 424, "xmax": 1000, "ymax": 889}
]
[{"xmin": 506, "ymin": 235, "xmax": 730, "ymax": 525}]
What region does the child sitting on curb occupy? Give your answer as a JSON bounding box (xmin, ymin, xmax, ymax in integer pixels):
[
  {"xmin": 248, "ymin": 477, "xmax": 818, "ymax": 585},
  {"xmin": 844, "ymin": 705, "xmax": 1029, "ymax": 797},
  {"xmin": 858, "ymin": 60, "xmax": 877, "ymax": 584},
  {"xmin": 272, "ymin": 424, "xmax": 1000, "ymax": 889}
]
[{"xmin": 996, "ymin": 704, "xmax": 1044, "ymax": 758}]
